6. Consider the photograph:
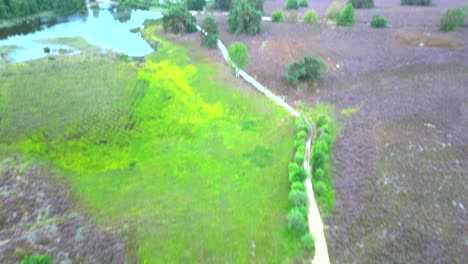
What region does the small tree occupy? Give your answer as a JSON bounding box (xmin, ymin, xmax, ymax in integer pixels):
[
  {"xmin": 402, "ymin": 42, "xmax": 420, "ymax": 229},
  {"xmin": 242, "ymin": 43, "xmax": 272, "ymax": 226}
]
[
  {"xmin": 162, "ymin": 5, "xmax": 197, "ymax": 34},
  {"xmin": 291, "ymin": 181, "xmax": 306, "ymax": 191},
  {"xmin": 299, "ymin": 0, "xmax": 308, "ymax": 7},
  {"xmin": 301, "ymin": 233, "xmax": 315, "ymax": 251},
  {"xmin": 400, "ymin": 0, "xmax": 431, "ymax": 6},
  {"xmin": 370, "ymin": 14, "xmax": 388, "ymax": 28},
  {"xmin": 337, "ymin": 3, "xmax": 355, "ymax": 27},
  {"xmin": 228, "ymin": 42, "xmax": 250, "ymax": 76},
  {"xmin": 286, "ymin": 56, "xmax": 326, "ymax": 87},
  {"xmin": 285, "ymin": 0, "xmax": 299, "ymax": 10},
  {"xmin": 313, "ymin": 181, "xmax": 327, "ymax": 196},
  {"xmin": 325, "ymin": 1, "xmax": 345, "ymax": 21},
  {"xmin": 351, "ymin": 0, "xmax": 374, "ymax": 9},
  {"xmin": 200, "ymin": 16, "xmax": 219, "ymax": 48},
  {"xmin": 271, "ymin": 10, "xmax": 284, "ymax": 22},
  {"xmin": 186, "ymin": 0, "xmax": 206, "ymax": 11},
  {"xmin": 287, "ymin": 208, "xmax": 308, "ymax": 233},
  {"xmin": 303, "ymin": 10, "xmax": 318, "ymax": 24},
  {"xmin": 228, "ymin": 0, "xmax": 262, "ymax": 35},
  {"xmin": 314, "ymin": 167, "xmax": 325, "ymax": 181},
  {"xmin": 288, "ymin": 190, "xmax": 309, "ymax": 207},
  {"xmin": 440, "ymin": 8, "xmax": 465, "ymax": 32}
]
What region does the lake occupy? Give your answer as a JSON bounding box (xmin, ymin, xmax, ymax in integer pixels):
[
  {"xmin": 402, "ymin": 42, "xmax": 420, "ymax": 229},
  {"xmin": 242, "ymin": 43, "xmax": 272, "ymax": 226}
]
[{"xmin": 0, "ymin": 3, "xmax": 162, "ymax": 62}]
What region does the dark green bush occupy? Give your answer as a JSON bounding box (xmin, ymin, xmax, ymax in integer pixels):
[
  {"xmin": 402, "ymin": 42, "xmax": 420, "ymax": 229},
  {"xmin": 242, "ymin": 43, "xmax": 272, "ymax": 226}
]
[
  {"xmin": 296, "ymin": 130, "xmax": 308, "ymax": 141},
  {"xmin": 312, "ymin": 150, "xmax": 326, "ymax": 170},
  {"xmin": 285, "ymin": 0, "xmax": 299, "ymax": 10},
  {"xmin": 286, "ymin": 56, "xmax": 326, "ymax": 87},
  {"xmin": 295, "ymin": 117, "xmax": 310, "ymax": 133},
  {"xmin": 301, "ymin": 233, "xmax": 315, "ymax": 251},
  {"xmin": 351, "ymin": 0, "xmax": 374, "ymax": 8},
  {"xmin": 299, "ymin": 0, "xmax": 308, "ymax": 8},
  {"xmin": 162, "ymin": 5, "xmax": 197, "ymax": 34},
  {"xmin": 294, "ymin": 151, "xmax": 305, "ymax": 165},
  {"xmin": 287, "ymin": 208, "xmax": 308, "ymax": 233},
  {"xmin": 271, "ymin": 10, "xmax": 284, "ymax": 22},
  {"xmin": 337, "ymin": 3, "xmax": 355, "ymax": 26},
  {"xmin": 314, "ymin": 139, "xmax": 329, "ymax": 154},
  {"xmin": 291, "ymin": 181, "xmax": 306, "ymax": 191},
  {"xmin": 440, "ymin": 8, "xmax": 465, "ymax": 32},
  {"xmin": 228, "ymin": 0, "xmax": 262, "ymax": 35},
  {"xmin": 297, "ymin": 206, "xmax": 308, "ymax": 218},
  {"xmin": 21, "ymin": 255, "xmax": 54, "ymax": 264},
  {"xmin": 289, "ymin": 163, "xmax": 306, "ymax": 182},
  {"xmin": 296, "ymin": 144, "xmax": 306, "ymax": 155},
  {"xmin": 371, "ymin": 14, "xmax": 388, "ymax": 28},
  {"xmin": 318, "ymin": 133, "xmax": 332, "ymax": 147},
  {"xmin": 0, "ymin": 0, "xmax": 85, "ymax": 19},
  {"xmin": 314, "ymin": 167, "xmax": 325, "ymax": 181},
  {"xmin": 43, "ymin": 47, "xmax": 50, "ymax": 54},
  {"xmin": 313, "ymin": 181, "xmax": 327, "ymax": 196},
  {"xmin": 288, "ymin": 190, "xmax": 309, "ymax": 207},
  {"xmin": 316, "ymin": 114, "xmax": 328, "ymax": 128},
  {"xmin": 186, "ymin": 0, "xmax": 206, "ymax": 11},
  {"xmin": 303, "ymin": 10, "xmax": 318, "ymax": 24},
  {"xmin": 200, "ymin": 16, "xmax": 219, "ymax": 48},
  {"xmin": 294, "ymin": 138, "xmax": 306, "ymax": 151},
  {"xmin": 228, "ymin": 42, "xmax": 250, "ymax": 70},
  {"xmin": 400, "ymin": 0, "xmax": 431, "ymax": 6}
]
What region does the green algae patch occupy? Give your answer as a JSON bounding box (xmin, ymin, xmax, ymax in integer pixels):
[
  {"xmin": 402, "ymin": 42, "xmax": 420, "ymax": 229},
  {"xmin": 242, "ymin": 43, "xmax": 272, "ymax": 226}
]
[{"xmin": 1, "ymin": 30, "xmax": 304, "ymax": 262}]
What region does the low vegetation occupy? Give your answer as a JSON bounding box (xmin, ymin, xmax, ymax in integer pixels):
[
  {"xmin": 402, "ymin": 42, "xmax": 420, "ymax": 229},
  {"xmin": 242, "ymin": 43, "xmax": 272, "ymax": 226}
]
[
  {"xmin": 162, "ymin": 5, "xmax": 197, "ymax": 34},
  {"xmin": 228, "ymin": 42, "xmax": 250, "ymax": 70},
  {"xmin": 286, "ymin": 56, "xmax": 326, "ymax": 87},
  {"xmin": 337, "ymin": 2, "xmax": 355, "ymax": 27},
  {"xmin": 200, "ymin": 16, "xmax": 219, "ymax": 48},
  {"xmin": 21, "ymin": 255, "xmax": 54, "ymax": 264},
  {"xmin": 351, "ymin": 0, "xmax": 374, "ymax": 9},
  {"xmin": 186, "ymin": 0, "xmax": 206, "ymax": 11},
  {"xmin": 325, "ymin": 1, "xmax": 345, "ymax": 21},
  {"xmin": 400, "ymin": 0, "xmax": 431, "ymax": 6},
  {"xmin": 228, "ymin": 0, "xmax": 262, "ymax": 35},
  {"xmin": 271, "ymin": 10, "xmax": 284, "ymax": 22},
  {"xmin": 303, "ymin": 9, "xmax": 318, "ymax": 24},
  {"xmin": 299, "ymin": 0, "xmax": 308, "ymax": 8},
  {"xmin": 285, "ymin": 0, "xmax": 299, "ymax": 10},
  {"xmin": 371, "ymin": 14, "xmax": 388, "ymax": 28},
  {"xmin": 440, "ymin": 8, "xmax": 465, "ymax": 32}
]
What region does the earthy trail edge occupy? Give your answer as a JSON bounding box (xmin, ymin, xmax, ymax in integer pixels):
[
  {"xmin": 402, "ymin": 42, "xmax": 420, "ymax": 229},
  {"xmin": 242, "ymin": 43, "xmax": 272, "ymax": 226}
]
[
  {"xmin": 304, "ymin": 129, "xmax": 330, "ymax": 264},
  {"xmin": 195, "ymin": 24, "xmax": 330, "ymax": 263}
]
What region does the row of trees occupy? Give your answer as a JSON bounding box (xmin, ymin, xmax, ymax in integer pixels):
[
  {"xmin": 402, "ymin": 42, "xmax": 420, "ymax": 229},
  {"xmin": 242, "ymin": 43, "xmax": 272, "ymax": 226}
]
[{"xmin": 0, "ymin": 0, "xmax": 85, "ymax": 19}]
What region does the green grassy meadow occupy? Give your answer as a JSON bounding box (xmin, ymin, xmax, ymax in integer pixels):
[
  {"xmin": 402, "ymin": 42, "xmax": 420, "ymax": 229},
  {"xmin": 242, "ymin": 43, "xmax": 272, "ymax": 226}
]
[{"xmin": 0, "ymin": 28, "xmax": 304, "ymax": 262}]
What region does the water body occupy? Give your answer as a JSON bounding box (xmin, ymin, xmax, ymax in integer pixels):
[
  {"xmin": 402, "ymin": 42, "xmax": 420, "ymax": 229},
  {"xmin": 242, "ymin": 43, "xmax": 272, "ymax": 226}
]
[{"xmin": 0, "ymin": 4, "xmax": 162, "ymax": 62}]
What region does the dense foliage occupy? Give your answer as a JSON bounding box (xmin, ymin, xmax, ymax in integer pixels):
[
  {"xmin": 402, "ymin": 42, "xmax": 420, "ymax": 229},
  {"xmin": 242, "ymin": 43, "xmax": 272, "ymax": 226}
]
[
  {"xmin": 325, "ymin": 1, "xmax": 345, "ymax": 21},
  {"xmin": 214, "ymin": 0, "xmax": 263, "ymax": 12},
  {"xmin": 228, "ymin": 0, "xmax": 262, "ymax": 35},
  {"xmin": 162, "ymin": 5, "xmax": 197, "ymax": 34},
  {"xmin": 120, "ymin": 0, "xmax": 158, "ymax": 9},
  {"xmin": 200, "ymin": 16, "xmax": 219, "ymax": 47},
  {"xmin": 337, "ymin": 2, "xmax": 355, "ymax": 26},
  {"xmin": 285, "ymin": 0, "xmax": 299, "ymax": 10},
  {"xmin": 303, "ymin": 9, "xmax": 318, "ymax": 24},
  {"xmin": 0, "ymin": 0, "xmax": 85, "ymax": 19},
  {"xmin": 400, "ymin": 0, "xmax": 431, "ymax": 6},
  {"xmin": 186, "ymin": 0, "xmax": 206, "ymax": 11},
  {"xmin": 440, "ymin": 8, "xmax": 465, "ymax": 32},
  {"xmin": 299, "ymin": 0, "xmax": 308, "ymax": 8},
  {"xmin": 287, "ymin": 208, "xmax": 308, "ymax": 233},
  {"xmin": 228, "ymin": 42, "xmax": 250, "ymax": 70},
  {"xmin": 301, "ymin": 233, "xmax": 315, "ymax": 251},
  {"xmin": 371, "ymin": 14, "xmax": 388, "ymax": 28},
  {"xmin": 271, "ymin": 10, "xmax": 284, "ymax": 22},
  {"xmin": 21, "ymin": 255, "xmax": 54, "ymax": 264},
  {"xmin": 351, "ymin": 0, "xmax": 374, "ymax": 9},
  {"xmin": 286, "ymin": 56, "xmax": 326, "ymax": 87}
]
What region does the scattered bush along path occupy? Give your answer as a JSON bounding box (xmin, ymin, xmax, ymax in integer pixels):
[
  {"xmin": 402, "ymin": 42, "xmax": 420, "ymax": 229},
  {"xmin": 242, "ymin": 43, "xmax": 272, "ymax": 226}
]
[{"xmin": 197, "ymin": 23, "xmax": 330, "ymax": 263}]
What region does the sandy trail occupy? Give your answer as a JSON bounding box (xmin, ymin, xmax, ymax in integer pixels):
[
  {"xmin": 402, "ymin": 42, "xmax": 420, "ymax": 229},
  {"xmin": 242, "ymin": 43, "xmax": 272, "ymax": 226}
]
[{"xmin": 304, "ymin": 131, "xmax": 330, "ymax": 264}]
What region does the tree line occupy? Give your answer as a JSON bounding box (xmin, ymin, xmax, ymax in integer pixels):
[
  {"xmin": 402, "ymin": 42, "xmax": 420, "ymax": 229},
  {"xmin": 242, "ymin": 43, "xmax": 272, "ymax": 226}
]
[{"xmin": 0, "ymin": 0, "xmax": 86, "ymax": 19}]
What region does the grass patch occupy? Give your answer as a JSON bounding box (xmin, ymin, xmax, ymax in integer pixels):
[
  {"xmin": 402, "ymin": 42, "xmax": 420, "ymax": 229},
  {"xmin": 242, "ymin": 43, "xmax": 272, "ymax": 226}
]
[
  {"xmin": 0, "ymin": 27, "xmax": 304, "ymax": 262},
  {"xmin": 340, "ymin": 106, "xmax": 360, "ymax": 116}
]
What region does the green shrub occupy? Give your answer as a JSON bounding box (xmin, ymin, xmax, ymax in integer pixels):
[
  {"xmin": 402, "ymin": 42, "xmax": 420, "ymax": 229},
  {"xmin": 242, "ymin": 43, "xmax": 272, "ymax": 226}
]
[
  {"xmin": 297, "ymin": 206, "xmax": 308, "ymax": 218},
  {"xmin": 286, "ymin": 56, "xmax": 326, "ymax": 87},
  {"xmin": 186, "ymin": 0, "xmax": 206, "ymax": 11},
  {"xmin": 294, "ymin": 139, "xmax": 306, "ymax": 150},
  {"xmin": 288, "ymin": 190, "xmax": 309, "ymax": 207},
  {"xmin": 296, "ymin": 144, "xmax": 306, "ymax": 155},
  {"xmin": 318, "ymin": 133, "xmax": 332, "ymax": 147},
  {"xmin": 271, "ymin": 10, "xmax": 284, "ymax": 22},
  {"xmin": 301, "ymin": 233, "xmax": 315, "ymax": 251},
  {"xmin": 296, "ymin": 130, "xmax": 308, "ymax": 141},
  {"xmin": 162, "ymin": 5, "xmax": 197, "ymax": 34},
  {"xmin": 228, "ymin": 42, "xmax": 250, "ymax": 70},
  {"xmin": 299, "ymin": 0, "xmax": 308, "ymax": 8},
  {"xmin": 370, "ymin": 14, "xmax": 388, "ymax": 28},
  {"xmin": 351, "ymin": 0, "xmax": 374, "ymax": 8},
  {"xmin": 285, "ymin": 0, "xmax": 299, "ymax": 10},
  {"xmin": 291, "ymin": 181, "xmax": 306, "ymax": 191},
  {"xmin": 314, "ymin": 167, "xmax": 325, "ymax": 181},
  {"xmin": 294, "ymin": 151, "xmax": 305, "ymax": 165},
  {"xmin": 287, "ymin": 208, "xmax": 308, "ymax": 233},
  {"xmin": 313, "ymin": 181, "xmax": 327, "ymax": 196},
  {"xmin": 325, "ymin": 1, "xmax": 345, "ymax": 21},
  {"xmin": 316, "ymin": 114, "xmax": 328, "ymax": 128},
  {"xmin": 337, "ymin": 3, "xmax": 355, "ymax": 26},
  {"xmin": 314, "ymin": 139, "xmax": 329, "ymax": 154},
  {"xmin": 21, "ymin": 255, "xmax": 54, "ymax": 264},
  {"xmin": 289, "ymin": 163, "xmax": 306, "ymax": 182},
  {"xmin": 303, "ymin": 10, "xmax": 318, "ymax": 24},
  {"xmin": 312, "ymin": 150, "xmax": 326, "ymax": 170},
  {"xmin": 200, "ymin": 16, "xmax": 219, "ymax": 48},
  {"xmin": 440, "ymin": 8, "xmax": 465, "ymax": 32},
  {"xmin": 295, "ymin": 117, "xmax": 310, "ymax": 133},
  {"xmin": 400, "ymin": 0, "xmax": 431, "ymax": 6},
  {"xmin": 43, "ymin": 47, "xmax": 50, "ymax": 54},
  {"xmin": 228, "ymin": 0, "xmax": 262, "ymax": 35}
]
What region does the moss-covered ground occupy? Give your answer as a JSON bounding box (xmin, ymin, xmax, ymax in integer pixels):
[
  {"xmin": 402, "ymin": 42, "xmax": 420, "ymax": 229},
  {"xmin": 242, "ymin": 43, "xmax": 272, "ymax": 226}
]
[{"xmin": 0, "ymin": 26, "xmax": 304, "ymax": 262}]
